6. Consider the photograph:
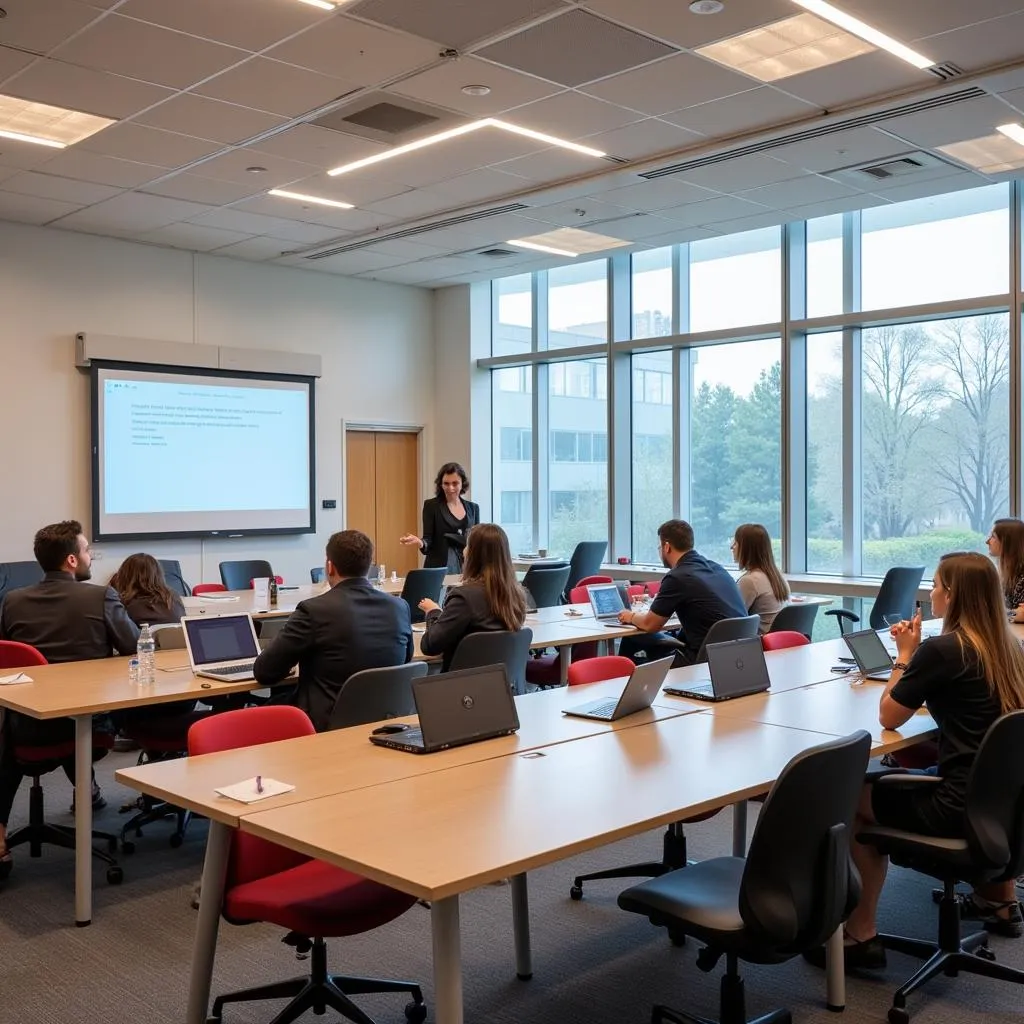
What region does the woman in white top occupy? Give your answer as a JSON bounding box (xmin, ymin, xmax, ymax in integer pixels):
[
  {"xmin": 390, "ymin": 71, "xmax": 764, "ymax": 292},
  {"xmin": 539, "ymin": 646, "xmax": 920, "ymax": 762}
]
[{"xmin": 732, "ymin": 523, "xmax": 790, "ymax": 633}]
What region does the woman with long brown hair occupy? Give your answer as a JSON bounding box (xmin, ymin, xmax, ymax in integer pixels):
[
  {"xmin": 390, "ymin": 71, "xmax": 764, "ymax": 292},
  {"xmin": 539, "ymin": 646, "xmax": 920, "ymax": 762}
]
[
  {"xmin": 806, "ymin": 552, "xmax": 1024, "ymax": 971},
  {"xmin": 419, "ymin": 523, "xmax": 527, "ymax": 670},
  {"xmin": 732, "ymin": 523, "xmax": 790, "ymax": 633},
  {"xmin": 108, "ymin": 553, "xmax": 185, "ymax": 627},
  {"xmin": 986, "ymin": 517, "xmax": 1024, "ymax": 618}
]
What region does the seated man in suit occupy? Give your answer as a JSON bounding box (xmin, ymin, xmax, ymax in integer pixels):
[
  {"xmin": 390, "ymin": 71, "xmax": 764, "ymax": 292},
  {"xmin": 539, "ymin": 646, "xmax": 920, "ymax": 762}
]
[
  {"xmin": 254, "ymin": 530, "xmax": 414, "ymax": 732},
  {"xmin": 0, "ymin": 520, "xmax": 140, "ymax": 874},
  {"xmin": 618, "ymin": 519, "xmax": 747, "ymax": 665}
]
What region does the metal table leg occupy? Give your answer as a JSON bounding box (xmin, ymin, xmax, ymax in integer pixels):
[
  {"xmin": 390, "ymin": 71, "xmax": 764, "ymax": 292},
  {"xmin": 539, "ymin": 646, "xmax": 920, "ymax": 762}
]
[
  {"xmin": 510, "ymin": 873, "xmax": 532, "ymax": 980},
  {"xmin": 187, "ymin": 821, "xmax": 232, "ymax": 1024},
  {"xmin": 731, "ymin": 800, "xmax": 748, "ymax": 857},
  {"xmin": 431, "ymin": 895, "xmax": 464, "ymax": 1024},
  {"xmin": 73, "ymin": 714, "xmax": 93, "ymax": 926},
  {"xmin": 825, "ymin": 924, "xmax": 846, "ymax": 1011}
]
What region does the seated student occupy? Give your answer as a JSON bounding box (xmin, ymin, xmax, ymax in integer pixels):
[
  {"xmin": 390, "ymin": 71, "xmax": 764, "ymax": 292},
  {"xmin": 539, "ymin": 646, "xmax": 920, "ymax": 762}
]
[
  {"xmin": 987, "ymin": 518, "xmax": 1024, "ymax": 621},
  {"xmin": 617, "ymin": 519, "xmax": 747, "ymax": 665},
  {"xmin": 253, "ymin": 530, "xmax": 413, "ymax": 732},
  {"xmin": 0, "ymin": 520, "xmax": 139, "ymax": 878},
  {"xmin": 419, "ymin": 523, "xmax": 527, "ymax": 671},
  {"xmin": 804, "ymin": 552, "xmax": 1024, "ymax": 970},
  {"xmin": 732, "ymin": 523, "xmax": 790, "ymax": 634}
]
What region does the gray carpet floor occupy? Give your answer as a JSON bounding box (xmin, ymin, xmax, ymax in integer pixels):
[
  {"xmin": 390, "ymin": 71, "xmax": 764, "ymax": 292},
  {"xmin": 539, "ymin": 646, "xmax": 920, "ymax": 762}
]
[{"xmin": 1, "ymin": 750, "xmax": 1022, "ymax": 1024}]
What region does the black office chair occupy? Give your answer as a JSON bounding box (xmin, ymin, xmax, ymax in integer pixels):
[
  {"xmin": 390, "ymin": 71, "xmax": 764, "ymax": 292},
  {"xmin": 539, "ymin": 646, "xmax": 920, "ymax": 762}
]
[
  {"xmin": 522, "ymin": 565, "xmax": 571, "ymax": 609},
  {"xmin": 0, "ymin": 559, "xmax": 43, "ymax": 604},
  {"xmin": 449, "ymin": 628, "xmax": 533, "ymax": 696},
  {"xmin": 826, "ymin": 566, "xmax": 924, "ymax": 635},
  {"xmin": 158, "ymin": 559, "xmax": 191, "ymax": 597},
  {"xmin": 618, "ymin": 730, "xmax": 871, "ymax": 1024},
  {"xmin": 564, "ymin": 541, "xmax": 608, "ymax": 599},
  {"xmin": 152, "ymin": 625, "xmax": 186, "ymax": 650},
  {"xmin": 400, "ymin": 567, "xmax": 448, "ymax": 624},
  {"xmin": 219, "ymin": 560, "xmax": 274, "ymax": 591},
  {"xmin": 767, "ymin": 603, "xmax": 818, "ymax": 640},
  {"xmin": 694, "ymin": 615, "xmax": 762, "ymax": 664},
  {"xmin": 310, "ymin": 567, "xmax": 325, "ymax": 584},
  {"xmin": 326, "ymin": 662, "xmax": 427, "ymax": 730},
  {"xmin": 859, "ymin": 712, "xmax": 1024, "ymax": 1024}
]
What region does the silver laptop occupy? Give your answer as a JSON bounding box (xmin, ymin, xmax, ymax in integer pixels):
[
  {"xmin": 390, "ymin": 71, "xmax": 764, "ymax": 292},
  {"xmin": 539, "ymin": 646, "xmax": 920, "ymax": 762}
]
[
  {"xmin": 563, "ymin": 656, "xmax": 674, "ymax": 721},
  {"xmin": 664, "ymin": 637, "xmax": 771, "ymax": 702},
  {"xmin": 369, "ymin": 664, "xmax": 520, "ymax": 754},
  {"xmin": 587, "ymin": 582, "xmax": 627, "ymax": 625},
  {"xmin": 182, "ymin": 613, "xmax": 260, "ymax": 682},
  {"xmin": 843, "ymin": 628, "xmax": 895, "ymax": 680}
]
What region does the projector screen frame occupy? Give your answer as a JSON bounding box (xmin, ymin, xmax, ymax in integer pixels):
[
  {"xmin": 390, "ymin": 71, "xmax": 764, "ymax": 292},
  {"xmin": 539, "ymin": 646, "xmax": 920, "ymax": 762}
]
[{"xmin": 90, "ymin": 359, "xmax": 317, "ymax": 542}]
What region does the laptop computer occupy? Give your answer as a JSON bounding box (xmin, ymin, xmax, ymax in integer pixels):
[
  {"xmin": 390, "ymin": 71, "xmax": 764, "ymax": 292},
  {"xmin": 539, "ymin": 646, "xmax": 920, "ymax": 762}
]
[
  {"xmin": 843, "ymin": 628, "xmax": 895, "ymax": 681},
  {"xmin": 563, "ymin": 656, "xmax": 674, "ymax": 721},
  {"xmin": 664, "ymin": 637, "xmax": 771, "ymax": 702},
  {"xmin": 587, "ymin": 582, "xmax": 627, "ymax": 625},
  {"xmin": 369, "ymin": 664, "xmax": 520, "ymax": 754},
  {"xmin": 182, "ymin": 613, "xmax": 261, "ymax": 682}
]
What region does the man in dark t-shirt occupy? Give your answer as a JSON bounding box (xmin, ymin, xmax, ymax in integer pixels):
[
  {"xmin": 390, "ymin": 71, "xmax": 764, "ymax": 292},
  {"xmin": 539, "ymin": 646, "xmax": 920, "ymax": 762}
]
[{"xmin": 618, "ymin": 519, "xmax": 747, "ymax": 664}]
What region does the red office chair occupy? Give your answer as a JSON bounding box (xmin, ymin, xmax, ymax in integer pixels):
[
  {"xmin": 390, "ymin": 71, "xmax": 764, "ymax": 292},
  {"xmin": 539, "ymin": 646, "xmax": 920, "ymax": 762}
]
[
  {"xmin": 189, "ymin": 706, "xmax": 426, "ymax": 1024},
  {"xmin": 192, "ymin": 583, "xmax": 227, "ymax": 595},
  {"xmin": 644, "ymin": 581, "xmax": 661, "ymax": 598},
  {"xmin": 574, "ymin": 574, "xmax": 613, "ymax": 589},
  {"xmin": 566, "ymin": 655, "xmax": 636, "ymax": 687},
  {"xmin": 627, "ymin": 583, "xmax": 645, "ymax": 599},
  {"xmin": 761, "ymin": 631, "xmax": 810, "ymax": 652},
  {"xmin": 0, "ymin": 641, "xmax": 122, "ymax": 883}
]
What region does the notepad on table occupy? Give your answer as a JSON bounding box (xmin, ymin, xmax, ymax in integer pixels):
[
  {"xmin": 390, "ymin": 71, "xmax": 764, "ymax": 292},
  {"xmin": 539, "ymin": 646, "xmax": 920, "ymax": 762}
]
[
  {"xmin": 215, "ymin": 777, "xmax": 295, "ymax": 803},
  {"xmin": 197, "ymin": 594, "xmax": 240, "ymax": 602},
  {"xmin": 0, "ymin": 672, "xmax": 33, "ymax": 685}
]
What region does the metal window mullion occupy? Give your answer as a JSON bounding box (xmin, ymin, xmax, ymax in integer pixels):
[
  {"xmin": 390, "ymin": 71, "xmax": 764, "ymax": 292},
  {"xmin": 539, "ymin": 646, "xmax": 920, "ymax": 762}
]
[
  {"xmin": 676, "ymin": 347, "xmax": 693, "ymax": 520},
  {"xmin": 609, "ymin": 256, "xmax": 630, "ymax": 558},
  {"xmin": 784, "ymin": 221, "xmax": 808, "ymax": 574},
  {"xmin": 535, "ymin": 361, "xmax": 549, "ymax": 552},
  {"xmin": 843, "ymin": 211, "xmax": 863, "ymax": 576},
  {"xmin": 1010, "ymin": 180, "xmax": 1022, "ymax": 518}
]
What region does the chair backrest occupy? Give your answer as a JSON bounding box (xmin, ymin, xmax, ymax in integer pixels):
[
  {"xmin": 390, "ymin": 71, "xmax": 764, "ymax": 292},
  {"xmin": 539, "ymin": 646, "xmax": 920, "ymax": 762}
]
[
  {"xmin": 768, "ymin": 603, "xmax": 819, "ymax": 639},
  {"xmin": 762, "ymin": 631, "xmax": 810, "ymax": 652},
  {"xmin": 522, "ymin": 565, "xmax": 571, "ymax": 608},
  {"xmin": 192, "ymin": 582, "xmax": 227, "ymax": 595},
  {"xmin": 219, "ymin": 560, "xmax": 274, "ymax": 591},
  {"xmin": 0, "ymin": 560, "xmax": 44, "ymax": 603},
  {"xmin": 869, "ymin": 566, "xmax": 925, "ymax": 630},
  {"xmin": 256, "ymin": 618, "xmax": 286, "ymax": 645},
  {"xmin": 152, "ymin": 625, "xmax": 186, "ymax": 650},
  {"xmin": 310, "ymin": 566, "xmax": 325, "ymax": 584},
  {"xmin": 565, "ymin": 541, "xmax": 608, "ymax": 595},
  {"xmin": 158, "ymin": 558, "xmax": 191, "ymax": 597},
  {"xmin": 575, "ymin": 574, "xmax": 613, "ymax": 590},
  {"xmin": 626, "ymin": 583, "xmax": 645, "ymax": 599},
  {"xmin": 739, "ymin": 730, "xmax": 871, "ymax": 953},
  {"xmin": 963, "ymin": 710, "xmax": 1024, "ymax": 879},
  {"xmin": 449, "ymin": 627, "xmax": 534, "ymax": 696},
  {"xmin": 327, "ymin": 662, "xmax": 428, "ymax": 730},
  {"xmin": 400, "ymin": 567, "xmax": 448, "ymax": 623},
  {"xmin": 566, "ymin": 655, "xmax": 635, "ymax": 687},
  {"xmin": 188, "ymin": 706, "xmax": 316, "ymax": 887},
  {"xmin": 695, "ymin": 614, "xmax": 761, "ymax": 664},
  {"xmin": 644, "ymin": 581, "xmax": 661, "ymax": 597},
  {"xmin": 0, "ymin": 640, "xmax": 47, "ymax": 669}
]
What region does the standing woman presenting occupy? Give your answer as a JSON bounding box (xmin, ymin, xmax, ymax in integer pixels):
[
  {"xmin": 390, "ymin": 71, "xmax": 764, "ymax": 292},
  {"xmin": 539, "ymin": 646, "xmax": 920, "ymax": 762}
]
[{"xmin": 400, "ymin": 462, "xmax": 480, "ymax": 572}]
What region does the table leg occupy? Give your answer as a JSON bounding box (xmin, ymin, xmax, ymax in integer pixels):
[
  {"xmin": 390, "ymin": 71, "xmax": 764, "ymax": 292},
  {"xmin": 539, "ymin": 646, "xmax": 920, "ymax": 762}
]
[
  {"xmin": 825, "ymin": 924, "xmax": 846, "ymax": 1012},
  {"xmin": 73, "ymin": 714, "xmax": 92, "ymax": 927},
  {"xmin": 187, "ymin": 821, "xmax": 232, "ymax": 1024},
  {"xmin": 431, "ymin": 895, "xmax": 463, "ymax": 1024},
  {"xmin": 510, "ymin": 873, "xmax": 532, "ymax": 980},
  {"xmin": 560, "ymin": 645, "xmax": 573, "ymax": 685},
  {"xmin": 731, "ymin": 800, "xmax": 748, "ymax": 857}
]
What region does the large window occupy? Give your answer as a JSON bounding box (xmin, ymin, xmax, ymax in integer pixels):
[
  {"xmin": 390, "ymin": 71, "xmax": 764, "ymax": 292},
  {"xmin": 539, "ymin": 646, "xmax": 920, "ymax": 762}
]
[
  {"xmin": 492, "ymin": 274, "xmax": 531, "ymax": 356},
  {"xmin": 690, "ymin": 228, "xmax": 781, "ymax": 332},
  {"xmin": 805, "ymin": 215, "xmax": 844, "ymax": 319},
  {"xmin": 632, "ymin": 351, "xmax": 674, "ymax": 563},
  {"xmin": 492, "ymin": 370, "xmax": 533, "ymax": 554},
  {"xmin": 806, "ymin": 332, "xmax": 844, "ymax": 572},
  {"xmin": 632, "ymin": 248, "xmax": 673, "ymax": 339},
  {"xmin": 548, "ymin": 260, "xmax": 608, "ymax": 348}
]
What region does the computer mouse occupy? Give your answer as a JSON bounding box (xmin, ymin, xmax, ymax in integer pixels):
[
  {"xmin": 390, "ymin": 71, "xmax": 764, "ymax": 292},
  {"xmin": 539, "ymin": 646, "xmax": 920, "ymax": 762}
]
[{"xmin": 371, "ymin": 723, "xmax": 410, "ymax": 735}]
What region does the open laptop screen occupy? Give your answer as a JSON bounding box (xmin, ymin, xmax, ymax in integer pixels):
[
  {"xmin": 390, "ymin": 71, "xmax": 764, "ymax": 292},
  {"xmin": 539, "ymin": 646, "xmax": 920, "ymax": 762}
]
[
  {"xmin": 843, "ymin": 629, "xmax": 893, "ymax": 674},
  {"xmin": 588, "ymin": 583, "xmax": 625, "ymax": 619},
  {"xmin": 183, "ymin": 614, "xmax": 258, "ymax": 665}
]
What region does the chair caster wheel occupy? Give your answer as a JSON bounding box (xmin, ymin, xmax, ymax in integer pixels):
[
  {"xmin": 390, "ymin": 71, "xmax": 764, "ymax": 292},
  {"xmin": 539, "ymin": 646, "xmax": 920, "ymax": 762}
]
[
  {"xmin": 121, "ymin": 841, "xmax": 136, "ymax": 855},
  {"xmin": 668, "ymin": 927, "xmax": 687, "ymax": 947},
  {"xmin": 569, "ymin": 884, "xmax": 583, "ymax": 901},
  {"xmin": 887, "ymin": 1007, "xmax": 909, "ymax": 1024},
  {"xmin": 169, "ymin": 832, "xmax": 183, "ymax": 849},
  {"xmin": 405, "ymin": 1000, "xmax": 427, "ymax": 1022},
  {"xmin": 106, "ymin": 866, "xmax": 124, "ymax": 885},
  {"xmin": 976, "ymin": 945, "xmax": 997, "ymax": 961}
]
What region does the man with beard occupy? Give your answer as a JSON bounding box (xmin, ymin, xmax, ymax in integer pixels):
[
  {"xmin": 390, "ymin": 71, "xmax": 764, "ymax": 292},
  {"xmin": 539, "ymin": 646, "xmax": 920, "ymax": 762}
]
[
  {"xmin": 617, "ymin": 518, "xmax": 746, "ymax": 666},
  {"xmin": 0, "ymin": 521, "xmax": 138, "ymax": 871}
]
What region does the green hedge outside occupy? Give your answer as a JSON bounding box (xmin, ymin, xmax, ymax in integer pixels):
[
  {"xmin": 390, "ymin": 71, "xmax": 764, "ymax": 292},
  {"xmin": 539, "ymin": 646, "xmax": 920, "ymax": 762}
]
[{"xmin": 806, "ymin": 531, "xmax": 986, "ymax": 576}]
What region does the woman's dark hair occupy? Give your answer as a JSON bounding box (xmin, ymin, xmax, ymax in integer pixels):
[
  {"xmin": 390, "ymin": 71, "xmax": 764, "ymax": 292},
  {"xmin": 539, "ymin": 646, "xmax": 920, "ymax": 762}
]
[
  {"xmin": 434, "ymin": 462, "xmax": 469, "ymax": 500},
  {"xmin": 462, "ymin": 523, "xmax": 527, "ymax": 631},
  {"xmin": 733, "ymin": 523, "xmax": 789, "ymax": 602},
  {"xmin": 109, "ymin": 553, "xmax": 177, "ymax": 611},
  {"xmin": 991, "ymin": 518, "xmax": 1024, "ymax": 602}
]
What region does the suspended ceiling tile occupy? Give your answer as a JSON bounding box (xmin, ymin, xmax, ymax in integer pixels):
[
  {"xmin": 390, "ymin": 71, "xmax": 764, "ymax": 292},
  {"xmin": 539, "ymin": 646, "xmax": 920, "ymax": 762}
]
[
  {"xmin": 138, "ymin": 221, "xmax": 254, "ymax": 252},
  {"xmin": 266, "ymin": 17, "xmax": 438, "ymax": 84},
  {"xmin": 493, "ymin": 145, "xmax": 614, "ymax": 183},
  {"xmin": 769, "ymin": 126, "xmax": 914, "ymax": 174},
  {"xmin": 581, "ymin": 118, "xmax": 703, "ymax": 162},
  {"xmin": 424, "ymin": 167, "xmax": 532, "ymax": 203},
  {"xmin": 851, "ymin": 0, "xmax": 1024, "ymax": 42},
  {"xmin": 881, "ymin": 95, "xmax": 1023, "ymax": 148},
  {"xmin": 774, "ymin": 51, "xmax": 929, "ymax": 110},
  {"xmin": 360, "ymin": 188, "xmax": 462, "ymax": 219},
  {"xmin": 596, "ymin": 177, "xmax": 720, "ymax": 212},
  {"xmin": 997, "ymin": 86, "xmax": 1024, "ymax": 116},
  {"xmin": 0, "ymin": 134, "xmax": 67, "ymax": 170},
  {"xmin": 232, "ymin": 192, "xmax": 384, "ymax": 231},
  {"xmin": 505, "ymin": 90, "xmax": 644, "ymax": 139},
  {"xmin": 662, "ymin": 87, "xmax": 821, "ymax": 139},
  {"xmin": 865, "ymin": 171, "xmax": 991, "ymax": 205},
  {"xmin": 51, "ymin": 15, "xmax": 249, "ymax": 90},
  {"xmin": 358, "ymin": 237, "xmax": 454, "ymax": 260},
  {"xmin": 516, "ymin": 196, "xmax": 636, "ymax": 226},
  {"xmin": 283, "ymin": 171, "xmax": 413, "ymax": 206},
  {"xmin": 739, "ymin": 173, "xmax": 858, "ymax": 210},
  {"xmin": 191, "ymin": 206, "xmax": 344, "ymax": 243},
  {"xmin": 353, "ymin": 262, "xmax": 437, "ymax": 285},
  {"xmin": 303, "ymin": 250, "xmax": 409, "ymax": 274},
  {"xmin": 133, "ymin": 94, "xmax": 287, "ymax": 145},
  {"xmin": 918, "ymin": 11, "xmax": 1024, "ymax": 70},
  {"xmin": 0, "ymin": 0, "xmax": 103, "ymax": 55},
  {"xmin": 0, "ymin": 189, "xmax": 83, "ymax": 223},
  {"xmin": 673, "ymin": 153, "xmax": 803, "ymax": 192},
  {"xmin": 782, "ymin": 194, "xmax": 890, "ymax": 221},
  {"xmin": 2, "ymin": 59, "xmax": 175, "ymax": 119},
  {"xmin": 189, "ymin": 146, "xmax": 321, "ymax": 187},
  {"xmin": 208, "ymin": 235, "xmax": 300, "ymax": 260},
  {"xmin": 248, "ymin": 124, "xmax": 387, "ymax": 169},
  {"xmin": 0, "ymin": 45, "xmax": 37, "ymax": 83},
  {"xmin": 36, "ymin": 147, "xmax": 165, "ymax": 186},
  {"xmin": 658, "ymin": 194, "xmax": 771, "ymax": 228},
  {"xmin": 634, "ymin": 225, "xmax": 715, "ymax": 247},
  {"xmin": 141, "ymin": 173, "xmax": 269, "ymax": 205},
  {"xmin": 79, "ymin": 122, "xmax": 224, "ymax": 167},
  {"xmin": 702, "ymin": 210, "xmax": 789, "ymax": 234},
  {"xmin": 0, "ymin": 165, "xmax": 19, "ymax": 185},
  {"xmin": 54, "ymin": 191, "xmax": 216, "ymax": 231},
  {"xmin": 0, "ymin": 169, "xmax": 121, "ymax": 204},
  {"xmin": 581, "ymin": 211, "xmax": 680, "ymax": 241},
  {"xmin": 195, "ymin": 58, "xmax": 357, "ymax": 118}
]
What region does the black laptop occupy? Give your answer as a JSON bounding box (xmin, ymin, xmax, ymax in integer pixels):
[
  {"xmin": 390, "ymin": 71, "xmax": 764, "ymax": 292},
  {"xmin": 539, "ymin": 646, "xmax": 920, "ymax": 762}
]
[
  {"xmin": 664, "ymin": 636, "xmax": 771, "ymax": 702},
  {"xmin": 369, "ymin": 664, "xmax": 520, "ymax": 754},
  {"xmin": 843, "ymin": 628, "xmax": 895, "ymax": 680}
]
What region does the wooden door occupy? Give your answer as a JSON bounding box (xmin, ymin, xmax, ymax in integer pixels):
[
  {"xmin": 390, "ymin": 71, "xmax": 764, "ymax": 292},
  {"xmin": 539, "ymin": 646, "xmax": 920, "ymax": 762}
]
[{"xmin": 345, "ymin": 430, "xmax": 420, "ymax": 577}]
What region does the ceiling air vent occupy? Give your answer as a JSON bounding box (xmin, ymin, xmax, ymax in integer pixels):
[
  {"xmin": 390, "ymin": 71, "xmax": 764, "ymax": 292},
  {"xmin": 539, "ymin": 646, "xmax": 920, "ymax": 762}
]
[
  {"xmin": 826, "ymin": 151, "xmax": 953, "ymax": 187},
  {"xmin": 337, "ymin": 102, "xmax": 439, "ymax": 135},
  {"xmin": 312, "ymin": 94, "xmax": 460, "ymax": 144},
  {"xmin": 860, "ymin": 156, "xmax": 925, "ymax": 180},
  {"xmin": 927, "ymin": 62, "xmax": 964, "ymax": 82},
  {"xmin": 478, "ymin": 248, "xmax": 518, "ymax": 258}
]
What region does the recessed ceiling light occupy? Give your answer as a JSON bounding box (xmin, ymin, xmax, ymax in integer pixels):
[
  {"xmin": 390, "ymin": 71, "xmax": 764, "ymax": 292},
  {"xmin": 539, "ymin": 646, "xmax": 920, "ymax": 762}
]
[
  {"xmin": 689, "ymin": 1, "xmax": 724, "ymax": 13},
  {"xmin": 297, "ymin": 0, "xmax": 337, "ymax": 9},
  {"xmin": 997, "ymin": 123, "xmax": 1024, "ymax": 148},
  {"xmin": 507, "ymin": 227, "xmax": 631, "ymax": 258},
  {"xmin": 507, "ymin": 239, "xmax": 579, "ymax": 257},
  {"xmin": 0, "ymin": 93, "xmax": 114, "ymax": 148},
  {"xmin": 697, "ymin": 13, "xmax": 873, "ymax": 81},
  {"xmin": 790, "ymin": 0, "xmax": 932, "ymax": 69},
  {"xmin": 268, "ymin": 188, "xmax": 354, "ymax": 209},
  {"xmin": 938, "ymin": 132, "xmax": 1024, "ymax": 174},
  {"xmin": 245, "ymin": 165, "xmax": 268, "ymax": 173},
  {"xmin": 327, "ymin": 117, "xmax": 605, "ymax": 176},
  {"xmin": 461, "ymin": 84, "xmax": 492, "ymax": 96}
]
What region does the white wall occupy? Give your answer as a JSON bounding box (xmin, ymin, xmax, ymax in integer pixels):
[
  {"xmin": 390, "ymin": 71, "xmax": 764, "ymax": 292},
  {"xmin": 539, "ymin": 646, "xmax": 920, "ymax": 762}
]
[{"xmin": 0, "ymin": 219, "xmax": 436, "ymax": 586}]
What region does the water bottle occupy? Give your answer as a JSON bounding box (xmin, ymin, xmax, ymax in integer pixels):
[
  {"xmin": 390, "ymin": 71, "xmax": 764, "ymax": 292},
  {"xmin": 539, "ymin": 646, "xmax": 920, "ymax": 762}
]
[
  {"xmin": 137, "ymin": 623, "xmax": 156, "ymax": 686},
  {"xmin": 377, "ymin": 565, "xmax": 386, "ymax": 588},
  {"xmin": 269, "ymin": 576, "xmax": 279, "ymax": 606},
  {"xmin": 128, "ymin": 657, "xmax": 140, "ymax": 686}
]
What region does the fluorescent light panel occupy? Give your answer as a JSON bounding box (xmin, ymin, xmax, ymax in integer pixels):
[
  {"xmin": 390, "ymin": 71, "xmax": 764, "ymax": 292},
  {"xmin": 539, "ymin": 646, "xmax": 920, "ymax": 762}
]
[
  {"xmin": 507, "ymin": 239, "xmax": 579, "ymax": 257},
  {"xmin": 298, "ymin": 0, "xmax": 337, "ymax": 9},
  {"xmin": 507, "ymin": 227, "xmax": 631, "ymax": 257},
  {"xmin": 997, "ymin": 123, "xmax": 1024, "ymax": 147},
  {"xmin": 327, "ymin": 118, "xmax": 605, "ymax": 177},
  {"xmin": 790, "ymin": 0, "xmax": 933, "ymax": 69},
  {"xmin": 697, "ymin": 13, "xmax": 873, "ymax": 81},
  {"xmin": 268, "ymin": 188, "xmax": 354, "ymax": 209},
  {"xmin": 0, "ymin": 94, "xmax": 114, "ymax": 148},
  {"xmin": 938, "ymin": 132, "xmax": 1024, "ymax": 174}
]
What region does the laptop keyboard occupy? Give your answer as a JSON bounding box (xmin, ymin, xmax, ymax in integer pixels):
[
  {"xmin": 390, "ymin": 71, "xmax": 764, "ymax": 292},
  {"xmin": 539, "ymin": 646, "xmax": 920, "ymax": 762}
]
[
  {"xmin": 587, "ymin": 699, "xmax": 619, "ymax": 718},
  {"xmin": 209, "ymin": 662, "xmax": 255, "ymax": 675}
]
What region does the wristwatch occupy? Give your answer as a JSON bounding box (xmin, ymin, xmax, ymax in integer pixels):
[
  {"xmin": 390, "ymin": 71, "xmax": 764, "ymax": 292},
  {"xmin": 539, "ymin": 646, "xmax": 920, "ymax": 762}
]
[{"xmin": 893, "ymin": 661, "xmax": 909, "ymax": 671}]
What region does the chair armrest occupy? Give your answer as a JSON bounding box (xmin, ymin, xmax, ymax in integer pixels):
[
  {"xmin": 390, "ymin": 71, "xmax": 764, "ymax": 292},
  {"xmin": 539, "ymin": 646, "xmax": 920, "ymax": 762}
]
[
  {"xmin": 873, "ymin": 772, "xmax": 943, "ymax": 788},
  {"xmin": 825, "ymin": 609, "xmax": 859, "ymax": 625}
]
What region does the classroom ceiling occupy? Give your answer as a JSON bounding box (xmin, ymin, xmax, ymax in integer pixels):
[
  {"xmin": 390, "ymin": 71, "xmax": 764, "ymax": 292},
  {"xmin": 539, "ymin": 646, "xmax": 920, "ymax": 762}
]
[{"xmin": 1, "ymin": 0, "xmax": 1023, "ymax": 287}]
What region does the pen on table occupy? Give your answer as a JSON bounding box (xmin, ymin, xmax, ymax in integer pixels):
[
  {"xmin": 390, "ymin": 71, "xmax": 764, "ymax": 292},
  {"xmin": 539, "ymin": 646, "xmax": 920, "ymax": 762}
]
[{"xmin": 256, "ymin": 774, "xmax": 264, "ymax": 794}]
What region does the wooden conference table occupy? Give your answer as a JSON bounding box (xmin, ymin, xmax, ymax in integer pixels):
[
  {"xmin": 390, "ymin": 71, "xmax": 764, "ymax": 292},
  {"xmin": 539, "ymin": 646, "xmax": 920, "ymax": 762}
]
[{"xmin": 117, "ymin": 636, "xmax": 938, "ymax": 1024}]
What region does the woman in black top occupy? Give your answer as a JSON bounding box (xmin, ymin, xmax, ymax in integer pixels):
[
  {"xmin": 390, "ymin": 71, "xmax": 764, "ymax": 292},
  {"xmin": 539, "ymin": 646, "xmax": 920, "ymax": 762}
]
[
  {"xmin": 400, "ymin": 463, "xmax": 480, "ymax": 572},
  {"xmin": 807, "ymin": 552, "xmax": 1024, "ymax": 970},
  {"xmin": 986, "ymin": 517, "xmax": 1024, "ymax": 617},
  {"xmin": 419, "ymin": 523, "xmax": 527, "ymax": 670}
]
